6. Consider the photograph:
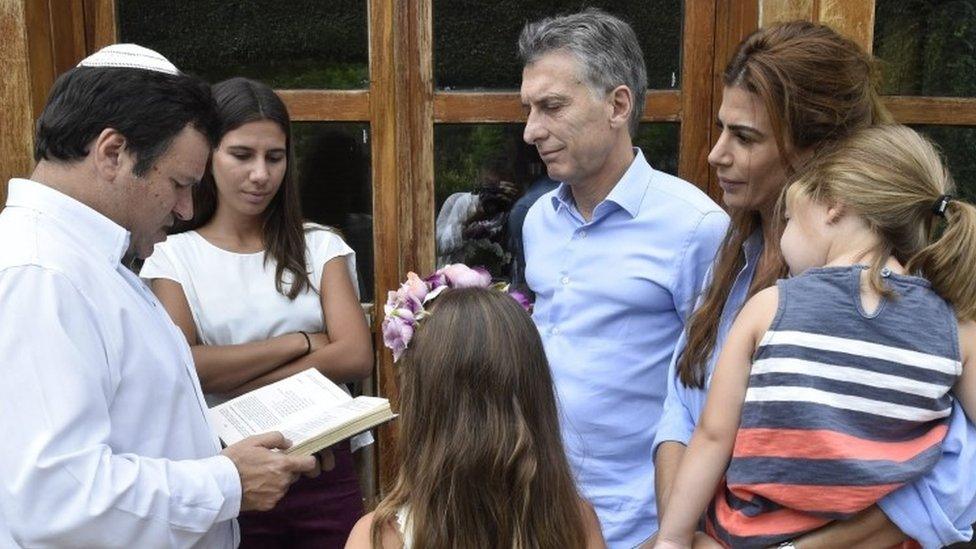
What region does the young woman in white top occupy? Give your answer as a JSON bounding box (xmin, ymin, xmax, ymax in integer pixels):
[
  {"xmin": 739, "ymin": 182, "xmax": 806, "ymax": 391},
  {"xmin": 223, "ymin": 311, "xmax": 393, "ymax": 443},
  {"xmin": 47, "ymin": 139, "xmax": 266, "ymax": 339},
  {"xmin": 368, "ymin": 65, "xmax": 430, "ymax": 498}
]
[{"xmin": 142, "ymin": 77, "xmax": 373, "ymax": 548}]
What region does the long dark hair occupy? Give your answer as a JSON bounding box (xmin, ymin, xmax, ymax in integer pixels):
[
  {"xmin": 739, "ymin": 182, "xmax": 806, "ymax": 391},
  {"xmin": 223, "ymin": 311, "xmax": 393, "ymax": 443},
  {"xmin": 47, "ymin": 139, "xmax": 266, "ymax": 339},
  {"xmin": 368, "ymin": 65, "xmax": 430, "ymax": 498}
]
[
  {"xmin": 372, "ymin": 288, "xmax": 589, "ymax": 548},
  {"xmin": 183, "ymin": 77, "xmax": 310, "ymax": 299},
  {"xmin": 677, "ymin": 21, "xmax": 892, "ymax": 388}
]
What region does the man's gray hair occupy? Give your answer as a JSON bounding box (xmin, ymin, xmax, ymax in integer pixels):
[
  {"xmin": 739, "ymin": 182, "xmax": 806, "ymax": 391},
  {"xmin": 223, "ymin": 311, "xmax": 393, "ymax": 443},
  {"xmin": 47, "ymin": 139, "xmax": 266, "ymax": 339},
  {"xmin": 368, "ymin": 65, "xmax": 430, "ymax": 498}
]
[{"xmin": 518, "ymin": 8, "xmax": 648, "ymax": 135}]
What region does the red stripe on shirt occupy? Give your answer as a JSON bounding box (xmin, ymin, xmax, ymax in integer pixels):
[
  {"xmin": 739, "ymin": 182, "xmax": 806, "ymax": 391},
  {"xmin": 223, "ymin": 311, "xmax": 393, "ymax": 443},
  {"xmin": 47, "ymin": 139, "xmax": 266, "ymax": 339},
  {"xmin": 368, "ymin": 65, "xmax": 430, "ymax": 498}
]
[
  {"xmin": 713, "ymin": 489, "xmax": 828, "ymax": 537},
  {"xmin": 728, "ymin": 482, "xmax": 903, "ymax": 514},
  {"xmin": 732, "ymin": 426, "xmax": 948, "ymax": 462}
]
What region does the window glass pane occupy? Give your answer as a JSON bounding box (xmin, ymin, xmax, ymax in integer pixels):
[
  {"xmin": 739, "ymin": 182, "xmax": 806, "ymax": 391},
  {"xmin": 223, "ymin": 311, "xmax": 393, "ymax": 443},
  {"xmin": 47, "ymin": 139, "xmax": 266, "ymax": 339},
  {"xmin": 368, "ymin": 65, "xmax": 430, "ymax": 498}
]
[
  {"xmin": 433, "ymin": 123, "xmax": 679, "ymax": 282},
  {"xmin": 433, "ymin": 1, "xmax": 682, "ymax": 91},
  {"xmin": 874, "ymin": 0, "xmax": 976, "ymax": 97},
  {"xmin": 117, "ymin": 0, "xmax": 369, "ymax": 89},
  {"xmin": 293, "ymin": 123, "xmax": 374, "ymax": 301},
  {"xmin": 914, "ymin": 125, "xmax": 976, "ymax": 204},
  {"xmin": 634, "ymin": 123, "xmax": 680, "ymax": 177}
]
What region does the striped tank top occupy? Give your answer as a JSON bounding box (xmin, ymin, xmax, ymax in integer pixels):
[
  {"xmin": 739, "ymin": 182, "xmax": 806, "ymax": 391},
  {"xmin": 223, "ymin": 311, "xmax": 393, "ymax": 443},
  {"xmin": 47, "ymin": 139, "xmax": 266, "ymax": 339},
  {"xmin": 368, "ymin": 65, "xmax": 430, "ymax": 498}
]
[{"xmin": 706, "ymin": 266, "xmax": 961, "ymax": 548}]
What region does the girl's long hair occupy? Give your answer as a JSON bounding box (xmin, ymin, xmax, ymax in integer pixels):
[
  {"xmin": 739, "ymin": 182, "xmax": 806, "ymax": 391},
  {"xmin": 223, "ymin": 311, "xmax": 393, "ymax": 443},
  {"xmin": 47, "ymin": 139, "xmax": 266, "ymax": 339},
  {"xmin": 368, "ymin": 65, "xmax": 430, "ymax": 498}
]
[
  {"xmin": 372, "ymin": 288, "xmax": 589, "ymax": 548},
  {"xmin": 181, "ymin": 77, "xmax": 310, "ymax": 299},
  {"xmin": 677, "ymin": 21, "xmax": 893, "ymax": 387},
  {"xmin": 787, "ymin": 125, "xmax": 976, "ymax": 320}
]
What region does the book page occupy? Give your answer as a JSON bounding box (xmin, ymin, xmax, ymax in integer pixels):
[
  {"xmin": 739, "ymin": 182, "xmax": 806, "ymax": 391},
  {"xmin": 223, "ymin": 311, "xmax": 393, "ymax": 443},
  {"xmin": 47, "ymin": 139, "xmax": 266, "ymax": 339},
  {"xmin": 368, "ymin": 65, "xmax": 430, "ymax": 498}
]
[
  {"xmin": 210, "ymin": 368, "xmax": 352, "ymax": 446},
  {"xmin": 280, "ymin": 397, "xmax": 388, "ymax": 443}
]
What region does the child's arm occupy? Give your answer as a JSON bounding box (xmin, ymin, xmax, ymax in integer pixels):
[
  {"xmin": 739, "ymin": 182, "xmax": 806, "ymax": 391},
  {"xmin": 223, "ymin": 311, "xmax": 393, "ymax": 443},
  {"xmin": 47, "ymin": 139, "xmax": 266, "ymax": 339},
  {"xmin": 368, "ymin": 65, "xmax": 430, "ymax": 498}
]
[
  {"xmin": 654, "ymin": 286, "xmax": 779, "ymax": 548},
  {"xmin": 951, "ymin": 320, "xmax": 976, "ymax": 422}
]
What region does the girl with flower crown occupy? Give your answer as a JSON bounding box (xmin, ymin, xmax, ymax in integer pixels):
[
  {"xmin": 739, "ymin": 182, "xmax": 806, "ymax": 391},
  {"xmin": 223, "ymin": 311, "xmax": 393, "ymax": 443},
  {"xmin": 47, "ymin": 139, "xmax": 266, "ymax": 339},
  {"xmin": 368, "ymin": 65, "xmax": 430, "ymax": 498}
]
[{"xmin": 345, "ymin": 264, "xmax": 604, "ymax": 548}]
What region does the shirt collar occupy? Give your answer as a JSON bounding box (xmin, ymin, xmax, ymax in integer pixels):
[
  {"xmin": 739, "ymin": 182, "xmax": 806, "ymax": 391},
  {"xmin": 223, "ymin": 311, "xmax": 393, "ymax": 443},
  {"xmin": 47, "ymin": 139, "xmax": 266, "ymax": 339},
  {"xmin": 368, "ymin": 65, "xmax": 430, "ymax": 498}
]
[
  {"xmin": 743, "ymin": 228, "xmax": 764, "ymax": 261},
  {"xmin": 5, "ymin": 178, "xmax": 131, "ymax": 265},
  {"xmin": 548, "ymin": 148, "xmax": 652, "ymax": 219}
]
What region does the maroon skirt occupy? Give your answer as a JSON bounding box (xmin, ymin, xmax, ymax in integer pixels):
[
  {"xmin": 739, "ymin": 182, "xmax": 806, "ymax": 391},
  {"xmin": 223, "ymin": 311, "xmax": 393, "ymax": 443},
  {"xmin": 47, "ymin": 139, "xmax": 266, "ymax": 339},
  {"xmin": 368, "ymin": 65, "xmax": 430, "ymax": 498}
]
[{"xmin": 238, "ymin": 442, "xmax": 365, "ymax": 549}]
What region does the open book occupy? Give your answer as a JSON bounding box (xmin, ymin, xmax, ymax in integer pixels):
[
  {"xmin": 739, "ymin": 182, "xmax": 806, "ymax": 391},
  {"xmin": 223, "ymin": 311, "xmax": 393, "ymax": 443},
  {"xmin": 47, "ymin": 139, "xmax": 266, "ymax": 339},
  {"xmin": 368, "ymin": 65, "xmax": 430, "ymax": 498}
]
[{"xmin": 209, "ymin": 368, "xmax": 396, "ymax": 456}]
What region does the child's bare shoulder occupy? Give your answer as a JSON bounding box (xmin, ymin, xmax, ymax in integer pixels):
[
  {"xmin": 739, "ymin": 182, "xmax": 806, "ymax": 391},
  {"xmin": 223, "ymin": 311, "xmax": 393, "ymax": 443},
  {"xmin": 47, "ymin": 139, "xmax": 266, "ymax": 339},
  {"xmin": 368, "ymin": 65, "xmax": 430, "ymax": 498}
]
[
  {"xmin": 747, "ymin": 285, "xmax": 779, "ymax": 309},
  {"xmin": 739, "ymin": 285, "xmax": 779, "ymax": 325},
  {"xmin": 345, "ymin": 511, "xmax": 403, "ymax": 549}
]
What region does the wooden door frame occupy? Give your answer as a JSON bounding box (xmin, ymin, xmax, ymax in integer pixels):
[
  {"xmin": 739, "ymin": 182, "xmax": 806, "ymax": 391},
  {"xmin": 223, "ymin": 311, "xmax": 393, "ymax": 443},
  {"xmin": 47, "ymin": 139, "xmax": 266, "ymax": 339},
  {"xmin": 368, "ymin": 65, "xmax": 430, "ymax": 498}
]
[
  {"xmin": 367, "ymin": 0, "xmax": 766, "ymax": 489},
  {"xmin": 759, "ymin": 0, "xmax": 976, "ymax": 125}
]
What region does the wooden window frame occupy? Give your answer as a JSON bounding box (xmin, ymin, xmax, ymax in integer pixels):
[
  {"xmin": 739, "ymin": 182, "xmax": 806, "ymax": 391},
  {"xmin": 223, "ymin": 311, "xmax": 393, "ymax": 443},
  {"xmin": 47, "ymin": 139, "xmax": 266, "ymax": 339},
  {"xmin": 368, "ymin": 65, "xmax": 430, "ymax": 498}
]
[
  {"xmin": 0, "ymin": 0, "xmax": 971, "ymax": 509},
  {"xmin": 388, "ymin": 0, "xmax": 762, "ymax": 489},
  {"xmin": 759, "ymin": 0, "xmax": 976, "ymax": 126},
  {"xmin": 2, "ymin": 0, "xmax": 763, "ymax": 493}
]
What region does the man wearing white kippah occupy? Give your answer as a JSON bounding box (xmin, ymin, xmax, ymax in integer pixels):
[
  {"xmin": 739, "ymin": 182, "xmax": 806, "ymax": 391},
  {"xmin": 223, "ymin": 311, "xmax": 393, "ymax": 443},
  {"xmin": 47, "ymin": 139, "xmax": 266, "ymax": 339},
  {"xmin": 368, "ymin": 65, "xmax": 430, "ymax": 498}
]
[{"xmin": 0, "ymin": 44, "xmax": 317, "ymax": 548}]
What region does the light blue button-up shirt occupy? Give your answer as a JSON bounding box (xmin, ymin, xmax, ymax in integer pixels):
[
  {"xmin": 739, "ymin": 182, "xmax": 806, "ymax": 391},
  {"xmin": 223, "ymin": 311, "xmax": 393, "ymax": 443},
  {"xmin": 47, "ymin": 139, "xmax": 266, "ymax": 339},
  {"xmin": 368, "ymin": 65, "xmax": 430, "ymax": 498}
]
[
  {"xmin": 523, "ymin": 150, "xmax": 728, "ymax": 548},
  {"xmin": 654, "ymin": 230, "xmax": 976, "ymax": 548}
]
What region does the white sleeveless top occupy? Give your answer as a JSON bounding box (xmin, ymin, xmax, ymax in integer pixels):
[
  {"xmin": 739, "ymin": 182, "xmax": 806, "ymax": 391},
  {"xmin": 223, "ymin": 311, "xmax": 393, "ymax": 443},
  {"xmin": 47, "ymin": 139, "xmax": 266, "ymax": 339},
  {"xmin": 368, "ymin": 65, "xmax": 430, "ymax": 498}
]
[
  {"xmin": 395, "ymin": 506, "xmax": 414, "ymax": 549},
  {"xmin": 141, "ymin": 223, "xmax": 371, "ymax": 449}
]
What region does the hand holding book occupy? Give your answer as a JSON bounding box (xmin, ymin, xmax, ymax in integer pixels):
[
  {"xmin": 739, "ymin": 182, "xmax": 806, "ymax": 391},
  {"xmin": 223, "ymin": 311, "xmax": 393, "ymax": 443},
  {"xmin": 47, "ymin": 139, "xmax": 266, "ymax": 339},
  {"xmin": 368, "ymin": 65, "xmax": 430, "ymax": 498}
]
[{"xmin": 210, "ymin": 368, "xmax": 396, "ymax": 456}]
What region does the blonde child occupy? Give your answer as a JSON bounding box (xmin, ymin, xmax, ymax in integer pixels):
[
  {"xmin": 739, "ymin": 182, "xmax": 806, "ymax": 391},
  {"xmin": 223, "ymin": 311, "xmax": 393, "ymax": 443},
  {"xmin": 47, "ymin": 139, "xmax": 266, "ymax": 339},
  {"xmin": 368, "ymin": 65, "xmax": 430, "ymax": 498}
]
[
  {"xmin": 655, "ymin": 125, "xmax": 976, "ymax": 548},
  {"xmin": 345, "ymin": 265, "xmax": 605, "ymax": 548}
]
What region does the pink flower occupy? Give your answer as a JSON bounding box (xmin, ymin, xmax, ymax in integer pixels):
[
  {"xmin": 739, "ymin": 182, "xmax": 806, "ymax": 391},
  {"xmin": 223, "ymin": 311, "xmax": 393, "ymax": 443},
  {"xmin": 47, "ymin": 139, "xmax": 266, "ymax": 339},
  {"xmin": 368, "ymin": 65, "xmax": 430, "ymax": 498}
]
[
  {"xmin": 382, "ymin": 315, "xmax": 414, "ymax": 362},
  {"xmin": 509, "ymin": 290, "xmax": 533, "ymax": 313},
  {"xmin": 401, "ymin": 272, "xmax": 429, "ymax": 302},
  {"xmin": 424, "ymin": 271, "xmax": 448, "ymax": 289},
  {"xmin": 382, "ymin": 263, "xmax": 497, "ymax": 362},
  {"xmin": 438, "ymin": 263, "xmax": 492, "ymax": 288}
]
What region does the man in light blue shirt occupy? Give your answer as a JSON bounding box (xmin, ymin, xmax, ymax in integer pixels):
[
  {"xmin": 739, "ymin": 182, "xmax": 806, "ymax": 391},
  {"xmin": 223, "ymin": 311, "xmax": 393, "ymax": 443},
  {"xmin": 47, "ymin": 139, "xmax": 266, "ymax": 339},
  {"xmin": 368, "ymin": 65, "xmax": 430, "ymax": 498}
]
[{"xmin": 518, "ymin": 10, "xmax": 728, "ymax": 547}]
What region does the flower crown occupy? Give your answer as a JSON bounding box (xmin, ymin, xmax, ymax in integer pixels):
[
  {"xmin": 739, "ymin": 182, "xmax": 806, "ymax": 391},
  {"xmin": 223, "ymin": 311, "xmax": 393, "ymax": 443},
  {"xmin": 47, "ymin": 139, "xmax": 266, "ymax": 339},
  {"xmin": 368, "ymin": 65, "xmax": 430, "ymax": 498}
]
[{"xmin": 382, "ymin": 263, "xmax": 532, "ymax": 362}]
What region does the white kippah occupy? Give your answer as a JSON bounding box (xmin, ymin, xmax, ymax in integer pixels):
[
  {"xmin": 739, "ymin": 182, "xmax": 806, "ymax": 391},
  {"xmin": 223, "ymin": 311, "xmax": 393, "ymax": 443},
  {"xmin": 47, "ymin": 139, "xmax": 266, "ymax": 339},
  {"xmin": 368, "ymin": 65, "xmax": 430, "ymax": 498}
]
[{"xmin": 77, "ymin": 43, "xmax": 180, "ymax": 75}]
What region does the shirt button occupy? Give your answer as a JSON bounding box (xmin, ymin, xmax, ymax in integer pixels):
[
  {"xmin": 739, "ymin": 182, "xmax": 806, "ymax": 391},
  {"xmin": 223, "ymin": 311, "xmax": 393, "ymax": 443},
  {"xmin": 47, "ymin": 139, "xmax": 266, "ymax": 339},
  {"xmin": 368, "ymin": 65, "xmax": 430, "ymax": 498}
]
[
  {"xmin": 551, "ymin": 327, "xmax": 560, "ymax": 335},
  {"xmin": 578, "ymin": 230, "xmax": 587, "ymax": 239},
  {"xmin": 560, "ymin": 276, "xmax": 570, "ymax": 285}
]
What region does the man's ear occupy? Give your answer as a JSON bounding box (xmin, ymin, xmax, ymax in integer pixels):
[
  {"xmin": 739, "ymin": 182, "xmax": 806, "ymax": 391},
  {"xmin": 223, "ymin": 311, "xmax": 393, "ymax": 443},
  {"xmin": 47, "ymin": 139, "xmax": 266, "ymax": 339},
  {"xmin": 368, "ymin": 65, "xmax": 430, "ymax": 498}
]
[
  {"xmin": 608, "ymin": 84, "xmax": 633, "ymax": 130},
  {"xmin": 92, "ymin": 128, "xmax": 128, "ymax": 181}
]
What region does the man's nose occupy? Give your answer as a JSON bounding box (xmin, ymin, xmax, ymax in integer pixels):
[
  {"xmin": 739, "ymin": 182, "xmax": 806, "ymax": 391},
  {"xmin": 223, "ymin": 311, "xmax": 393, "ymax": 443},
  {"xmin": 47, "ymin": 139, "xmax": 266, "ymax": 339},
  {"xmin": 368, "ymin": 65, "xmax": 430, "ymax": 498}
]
[
  {"xmin": 523, "ymin": 109, "xmax": 547, "ymax": 145},
  {"xmin": 173, "ymin": 185, "xmax": 193, "ymax": 221}
]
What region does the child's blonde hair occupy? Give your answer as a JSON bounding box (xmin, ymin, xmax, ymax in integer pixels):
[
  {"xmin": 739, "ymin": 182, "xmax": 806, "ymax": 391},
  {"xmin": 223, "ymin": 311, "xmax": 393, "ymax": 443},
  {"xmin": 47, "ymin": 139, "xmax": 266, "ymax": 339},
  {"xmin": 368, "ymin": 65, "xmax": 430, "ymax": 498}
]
[{"xmin": 786, "ymin": 124, "xmax": 976, "ymax": 320}]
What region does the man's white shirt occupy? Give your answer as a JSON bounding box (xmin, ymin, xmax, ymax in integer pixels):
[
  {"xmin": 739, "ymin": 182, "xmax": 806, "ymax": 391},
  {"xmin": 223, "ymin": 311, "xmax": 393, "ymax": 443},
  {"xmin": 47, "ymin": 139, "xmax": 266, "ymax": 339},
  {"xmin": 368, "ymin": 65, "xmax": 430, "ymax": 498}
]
[{"xmin": 0, "ymin": 179, "xmax": 241, "ymax": 548}]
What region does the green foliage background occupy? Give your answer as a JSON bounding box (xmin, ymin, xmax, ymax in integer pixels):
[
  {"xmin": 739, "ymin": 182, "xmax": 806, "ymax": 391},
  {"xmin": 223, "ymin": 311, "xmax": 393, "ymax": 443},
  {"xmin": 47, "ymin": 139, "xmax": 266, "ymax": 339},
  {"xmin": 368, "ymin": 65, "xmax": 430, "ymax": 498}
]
[
  {"xmin": 432, "ymin": 0, "xmax": 681, "ymax": 90},
  {"xmin": 874, "ymin": 0, "xmax": 976, "ymax": 201},
  {"xmin": 118, "ymin": 0, "xmax": 369, "ymax": 89},
  {"xmin": 118, "ymin": 0, "xmax": 975, "ymax": 207}
]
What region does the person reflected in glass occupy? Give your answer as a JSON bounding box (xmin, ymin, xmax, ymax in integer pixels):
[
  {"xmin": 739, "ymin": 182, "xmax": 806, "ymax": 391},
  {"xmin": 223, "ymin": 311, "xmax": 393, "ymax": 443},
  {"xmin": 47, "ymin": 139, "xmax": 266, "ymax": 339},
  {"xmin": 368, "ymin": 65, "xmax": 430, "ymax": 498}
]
[
  {"xmin": 435, "ymin": 157, "xmax": 520, "ymax": 277},
  {"xmin": 508, "ymin": 174, "xmax": 559, "ymax": 292},
  {"xmin": 141, "ymin": 77, "xmax": 373, "ymax": 548},
  {"xmin": 651, "ymin": 21, "xmax": 976, "ymax": 548}
]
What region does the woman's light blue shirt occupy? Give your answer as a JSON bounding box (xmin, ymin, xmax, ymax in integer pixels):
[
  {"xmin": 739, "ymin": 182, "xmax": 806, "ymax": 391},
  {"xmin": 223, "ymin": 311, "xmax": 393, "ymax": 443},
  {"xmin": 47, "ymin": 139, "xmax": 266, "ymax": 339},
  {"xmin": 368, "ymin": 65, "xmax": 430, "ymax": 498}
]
[{"xmin": 653, "ymin": 231, "xmax": 976, "ymax": 548}]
